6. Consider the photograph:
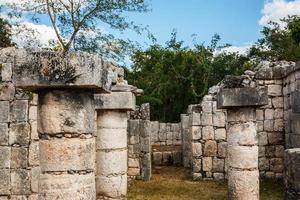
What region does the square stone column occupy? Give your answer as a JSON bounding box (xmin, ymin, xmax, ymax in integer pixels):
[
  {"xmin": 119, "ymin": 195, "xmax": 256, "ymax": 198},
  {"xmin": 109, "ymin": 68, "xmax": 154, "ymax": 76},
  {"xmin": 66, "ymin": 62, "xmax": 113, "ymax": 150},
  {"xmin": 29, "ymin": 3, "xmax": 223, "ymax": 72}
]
[
  {"xmin": 13, "ymin": 50, "xmax": 112, "ymax": 200},
  {"xmin": 94, "ymin": 91, "xmax": 136, "ymax": 200},
  {"xmin": 217, "ymin": 87, "xmax": 268, "ymax": 200}
]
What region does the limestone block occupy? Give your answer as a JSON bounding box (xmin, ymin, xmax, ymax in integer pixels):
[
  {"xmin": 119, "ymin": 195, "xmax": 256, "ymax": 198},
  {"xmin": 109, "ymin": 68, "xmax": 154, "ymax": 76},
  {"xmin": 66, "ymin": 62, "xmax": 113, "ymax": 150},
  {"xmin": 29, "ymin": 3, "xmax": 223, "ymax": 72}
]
[
  {"xmin": 11, "ymin": 169, "xmax": 31, "ymax": 195},
  {"xmin": 30, "ymin": 121, "xmax": 38, "ymax": 140},
  {"xmin": 256, "ymin": 121, "xmax": 264, "ymax": 132},
  {"xmin": 96, "ymin": 150, "xmax": 127, "ymax": 175},
  {"xmin": 29, "ymin": 106, "xmax": 37, "ymax": 121},
  {"xmin": 201, "ymin": 101, "xmax": 212, "ymax": 113},
  {"xmin": 213, "ymin": 112, "xmax": 226, "ymax": 127},
  {"xmin": 190, "ymin": 113, "xmax": 201, "ymax": 126},
  {"xmin": 228, "ymin": 122, "xmax": 257, "ymax": 146},
  {"xmin": 203, "ymin": 141, "xmax": 217, "ymax": 157},
  {"xmin": 268, "ymin": 132, "xmax": 284, "ymax": 145},
  {"xmin": 213, "ymin": 173, "xmax": 225, "ymax": 180},
  {"xmin": 258, "ymin": 158, "xmax": 270, "ymax": 171},
  {"xmin": 0, "ymin": 196, "xmax": 9, "ymax": 200},
  {"xmin": 215, "ymin": 128, "xmax": 226, "ymax": 140},
  {"xmin": 201, "ymin": 113, "xmax": 212, "ymax": 126},
  {"xmin": 94, "ymin": 92, "xmax": 135, "ymax": 111},
  {"xmin": 192, "ymin": 143, "xmax": 202, "ymax": 157},
  {"xmin": 152, "ymin": 152, "xmax": 162, "ymax": 165},
  {"xmin": 128, "ymin": 120, "xmax": 139, "ymax": 136},
  {"xmin": 217, "ymin": 87, "xmax": 268, "ymax": 109},
  {"xmin": 229, "ymin": 109, "xmax": 256, "ymax": 124},
  {"xmin": 203, "ymin": 157, "xmax": 212, "ymax": 171},
  {"xmin": 0, "ymin": 123, "xmax": 8, "ymax": 145},
  {"xmin": 228, "ymin": 146, "xmax": 258, "ymax": 169},
  {"xmin": 11, "ymin": 147, "xmax": 28, "ymax": 169},
  {"xmin": 96, "ymin": 174, "xmax": 126, "ymax": 198},
  {"xmin": 40, "ymin": 138, "xmax": 95, "ymax": 172},
  {"xmin": 0, "ymin": 170, "xmax": 10, "ymax": 194},
  {"xmin": 218, "ymin": 142, "xmax": 227, "ymax": 158},
  {"xmin": 258, "ymin": 132, "xmax": 268, "ymax": 146},
  {"xmin": 150, "ymin": 121, "xmax": 159, "ymax": 142},
  {"xmin": 0, "ymin": 83, "xmax": 15, "ymax": 101},
  {"xmin": 264, "ymin": 120, "xmax": 274, "ymax": 131},
  {"xmin": 28, "ymin": 142, "xmax": 39, "ymax": 166},
  {"xmin": 1, "ymin": 63, "xmax": 12, "ymax": 81},
  {"xmin": 190, "ymin": 125, "xmax": 201, "ymax": 140},
  {"xmin": 129, "ymin": 135, "xmax": 139, "ymax": 145},
  {"xmin": 10, "ymin": 100, "xmax": 28, "ymax": 122},
  {"xmin": 10, "ymin": 196, "xmax": 27, "ymax": 200},
  {"xmin": 30, "ymin": 167, "xmax": 40, "ymax": 193},
  {"xmin": 274, "ymin": 108, "xmax": 283, "ymax": 119},
  {"xmin": 97, "ymin": 128, "xmax": 126, "ymax": 150},
  {"xmin": 0, "ymin": 147, "xmax": 10, "ymax": 169},
  {"xmin": 268, "ymin": 85, "xmax": 282, "ymax": 96},
  {"xmin": 192, "ymin": 173, "xmax": 202, "ymax": 181},
  {"xmin": 0, "ymin": 101, "xmax": 9, "ymax": 122},
  {"xmin": 140, "ymin": 136, "xmax": 150, "ymax": 153},
  {"xmin": 274, "ymin": 119, "xmax": 284, "ymax": 131},
  {"xmin": 285, "ymin": 148, "xmax": 300, "ymax": 198},
  {"xmin": 40, "ymin": 173, "xmax": 96, "ymax": 200},
  {"xmin": 9, "ymin": 123, "xmax": 30, "ymax": 146},
  {"xmin": 128, "ymin": 158, "xmax": 139, "ymax": 169},
  {"xmin": 158, "ymin": 123, "xmax": 167, "ymax": 141},
  {"xmin": 270, "ymin": 158, "xmax": 283, "ymax": 173},
  {"xmin": 256, "ymin": 109, "xmax": 264, "ymax": 121},
  {"xmin": 265, "ymin": 109, "xmax": 274, "ymax": 120},
  {"xmin": 28, "ymin": 195, "xmax": 38, "ymax": 200},
  {"xmin": 275, "ymin": 146, "xmax": 284, "ymax": 157},
  {"xmin": 128, "ymin": 168, "xmax": 140, "ymax": 176},
  {"xmin": 202, "ymin": 126, "xmax": 214, "ymax": 140},
  {"xmin": 266, "ymin": 146, "xmax": 276, "ymax": 157},
  {"xmin": 12, "ymin": 49, "xmax": 111, "ymax": 92},
  {"xmin": 213, "ymin": 158, "xmax": 224, "ymax": 172},
  {"xmin": 228, "ymin": 169, "xmax": 259, "ymax": 200},
  {"xmin": 272, "ymin": 97, "xmax": 284, "ymax": 108},
  {"xmin": 38, "ymin": 91, "xmax": 94, "ymax": 134}
]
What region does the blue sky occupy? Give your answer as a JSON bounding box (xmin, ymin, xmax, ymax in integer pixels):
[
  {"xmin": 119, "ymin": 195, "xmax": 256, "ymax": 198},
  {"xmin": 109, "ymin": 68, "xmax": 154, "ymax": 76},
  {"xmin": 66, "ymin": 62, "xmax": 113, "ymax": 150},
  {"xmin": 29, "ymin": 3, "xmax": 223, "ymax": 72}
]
[{"xmin": 118, "ymin": 0, "xmax": 265, "ymax": 48}]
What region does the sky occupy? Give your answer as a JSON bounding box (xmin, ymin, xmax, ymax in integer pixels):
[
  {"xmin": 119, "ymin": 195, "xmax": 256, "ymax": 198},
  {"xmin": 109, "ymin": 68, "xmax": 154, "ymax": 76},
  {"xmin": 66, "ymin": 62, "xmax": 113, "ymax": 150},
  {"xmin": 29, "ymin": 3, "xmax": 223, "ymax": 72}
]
[{"xmin": 1, "ymin": 0, "xmax": 300, "ymax": 54}]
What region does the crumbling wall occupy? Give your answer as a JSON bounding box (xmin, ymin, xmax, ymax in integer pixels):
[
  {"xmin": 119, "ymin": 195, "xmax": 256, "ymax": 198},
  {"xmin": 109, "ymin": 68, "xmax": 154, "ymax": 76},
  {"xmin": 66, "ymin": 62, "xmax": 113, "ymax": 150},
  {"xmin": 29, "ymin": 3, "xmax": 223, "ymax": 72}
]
[{"xmin": 0, "ymin": 62, "xmax": 39, "ymax": 200}]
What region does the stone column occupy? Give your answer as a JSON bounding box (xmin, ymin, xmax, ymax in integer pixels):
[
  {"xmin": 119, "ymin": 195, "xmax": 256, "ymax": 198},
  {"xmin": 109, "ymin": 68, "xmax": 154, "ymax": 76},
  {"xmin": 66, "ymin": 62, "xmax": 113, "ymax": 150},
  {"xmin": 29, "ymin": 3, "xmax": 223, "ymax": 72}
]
[
  {"xmin": 95, "ymin": 91, "xmax": 135, "ymax": 200},
  {"xmin": 217, "ymin": 87, "xmax": 268, "ymax": 200},
  {"xmin": 13, "ymin": 50, "xmax": 112, "ymax": 200}
]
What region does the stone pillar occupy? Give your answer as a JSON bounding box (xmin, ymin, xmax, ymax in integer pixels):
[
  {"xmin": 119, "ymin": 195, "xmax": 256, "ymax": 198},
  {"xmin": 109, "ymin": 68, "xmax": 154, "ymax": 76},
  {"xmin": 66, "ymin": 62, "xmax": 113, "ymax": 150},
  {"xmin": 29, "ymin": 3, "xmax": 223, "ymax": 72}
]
[
  {"xmin": 95, "ymin": 92, "xmax": 135, "ymax": 200},
  {"xmin": 285, "ymin": 148, "xmax": 300, "ymax": 200},
  {"xmin": 12, "ymin": 50, "xmax": 112, "ymax": 200},
  {"xmin": 217, "ymin": 87, "xmax": 268, "ymax": 200},
  {"xmin": 38, "ymin": 90, "xmax": 96, "ymax": 199}
]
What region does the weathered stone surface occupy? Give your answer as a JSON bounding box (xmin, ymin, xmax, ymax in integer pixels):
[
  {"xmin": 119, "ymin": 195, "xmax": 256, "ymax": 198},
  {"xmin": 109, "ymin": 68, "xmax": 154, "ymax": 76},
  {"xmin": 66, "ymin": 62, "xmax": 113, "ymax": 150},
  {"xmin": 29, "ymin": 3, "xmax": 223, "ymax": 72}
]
[
  {"xmin": 228, "ymin": 146, "xmax": 258, "ymax": 169},
  {"xmin": 39, "ymin": 173, "xmax": 96, "ymax": 200},
  {"xmin": 0, "ymin": 83, "xmax": 15, "ymax": 100},
  {"xmin": 11, "ymin": 169, "xmax": 31, "ymax": 195},
  {"xmin": 97, "ymin": 111, "xmax": 127, "ymax": 129},
  {"xmin": 215, "ymin": 128, "xmax": 226, "ymax": 140},
  {"xmin": 94, "ymin": 92, "xmax": 135, "ymax": 111},
  {"xmin": 0, "ymin": 169, "xmax": 10, "ymax": 195},
  {"xmin": 152, "ymin": 152, "xmax": 162, "ymax": 165},
  {"xmin": 189, "ymin": 113, "xmax": 201, "ymax": 126},
  {"xmin": 10, "ymin": 100, "xmax": 28, "ymax": 122},
  {"xmin": 268, "ymin": 85, "xmax": 282, "ymax": 96},
  {"xmin": 218, "ymin": 142, "xmax": 227, "ymax": 158},
  {"xmin": 259, "ymin": 158, "xmax": 269, "ymax": 171},
  {"xmin": 9, "ymin": 123, "xmax": 30, "ymax": 146},
  {"xmin": 38, "ymin": 90, "xmax": 94, "ymax": 134},
  {"xmin": 203, "ymin": 157, "xmax": 212, "ymax": 171},
  {"xmin": 203, "ymin": 141, "xmax": 217, "ymax": 157},
  {"xmin": 258, "ymin": 132, "xmax": 268, "ymax": 146},
  {"xmin": 228, "ymin": 122, "xmax": 257, "ymax": 146},
  {"xmin": 11, "ymin": 147, "xmax": 28, "ymax": 169},
  {"xmin": 202, "ymin": 126, "xmax": 214, "ymax": 140},
  {"xmin": 190, "ymin": 126, "xmax": 201, "ymax": 140},
  {"xmin": 96, "ymin": 174, "xmax": 127, "ymax": 198},
  {"xmin": 268, "ymin": 132, "xmax": 284, "ymax": 145},
  {"xmin": 193, "ymin": 159, "xmax": 202, "ymax": 172},
  {"xmin": 213, "ymin": 158, "xmax": 224, "ymax": 172},
  {"xmin": 28, "ymin": 142, "xmax": 39, "ymax": 166},
  {"xmin": 10, "ymin": 49, "xmax": 112, "ymax": 92},
  {"xmin": 0, "ymin": 147, "xmax": 10, "ymax": 169},
  {"xmin": 227, "ymin": 108, "xmax": 255, "ymax": 122},
  {"xmin": 0, "ymin": 101, "xmax": 9, "ymax": 122},
  {"xmin": 256, "ymin": 109, "xmax": 264, "ymax": 121},
  {"xmin": 201, "ymin": 113, "xmax": 212, "ymax": 126},
  {"xmin": 213, "ymin": 112, "xmax": 226, "ymax": 127},
  {"xmin": 97, "ymin": 128, "xmax": 127, "ymax": 150},
  {"xmin": 192, "ymin": 143, "xmax": 202, "ymax": 157},
  {"xmin": 272, "ymin": 97, "xmax": 284, "ymax": 108},
  {"xmin": 201, "ymin": 101, "xmax": 212, "ymax": 113},
  {"xmin": 0, "ymin": 123, "xmax": 8, "ymax": 145},
  {"xmin": 228, "ymin": 169, "xmax": 259, "ymax": 200},
  {"xmin": 96, "ymin": 150, "xmax": 127, "ymax": 175},
  {"xmin": 217, "ymin": 87, "xmax": 268, "ymax": 109},
  {"xmin": 284, "ymin": 148, "xmax": 300, "ymax": 199},
  {"xmin": 40, "ymin": 138, "xmax": 95, "ymax": 171},
  {"xmin": 30, "ymin": 167, "xmax": 40, "ymax": 193},
  {"xmin": 1, "ymin": 63, "xmax": 12, "ymax": 81}
]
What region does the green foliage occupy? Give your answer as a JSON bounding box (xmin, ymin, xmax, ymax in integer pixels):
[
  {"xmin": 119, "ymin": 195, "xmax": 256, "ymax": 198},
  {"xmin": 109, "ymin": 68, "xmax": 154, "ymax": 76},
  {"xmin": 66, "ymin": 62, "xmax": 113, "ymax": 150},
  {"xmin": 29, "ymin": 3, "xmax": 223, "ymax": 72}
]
[
  {"xmin": 249, "ymin": 16, "xmax": 300, "ymax": 61},
  {"xmin": 127, "ymin": 32, "xmax": 252, "ymax": 122},
  {"xmin": 0, "ymin": 17, "xmax": 14, "ymax": 48}
]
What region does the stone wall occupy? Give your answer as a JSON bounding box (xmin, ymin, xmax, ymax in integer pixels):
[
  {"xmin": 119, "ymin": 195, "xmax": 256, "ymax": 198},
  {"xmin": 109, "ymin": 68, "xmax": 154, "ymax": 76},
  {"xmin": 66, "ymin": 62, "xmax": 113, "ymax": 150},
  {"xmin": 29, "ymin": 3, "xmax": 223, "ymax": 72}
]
[{"xmin": 0, "ymin": 62, "xmax": 39, "ymax": 200}]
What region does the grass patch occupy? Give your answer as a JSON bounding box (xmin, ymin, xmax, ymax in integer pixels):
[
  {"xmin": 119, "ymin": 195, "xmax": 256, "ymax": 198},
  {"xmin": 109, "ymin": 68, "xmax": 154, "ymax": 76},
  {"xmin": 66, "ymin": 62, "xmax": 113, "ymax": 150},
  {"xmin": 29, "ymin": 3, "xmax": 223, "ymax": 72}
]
[{"xmin": 128, "ymin": 166, "xmax": 284, "ymax": 200}]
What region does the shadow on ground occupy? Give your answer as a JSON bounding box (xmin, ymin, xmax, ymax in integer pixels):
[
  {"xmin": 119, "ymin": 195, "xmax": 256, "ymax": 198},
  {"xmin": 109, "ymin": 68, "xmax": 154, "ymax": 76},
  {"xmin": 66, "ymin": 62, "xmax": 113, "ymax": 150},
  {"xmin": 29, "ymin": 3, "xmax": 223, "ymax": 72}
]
[{"xmin": 128, "ymin": 166, "xmax": 284, "ymax": 200}]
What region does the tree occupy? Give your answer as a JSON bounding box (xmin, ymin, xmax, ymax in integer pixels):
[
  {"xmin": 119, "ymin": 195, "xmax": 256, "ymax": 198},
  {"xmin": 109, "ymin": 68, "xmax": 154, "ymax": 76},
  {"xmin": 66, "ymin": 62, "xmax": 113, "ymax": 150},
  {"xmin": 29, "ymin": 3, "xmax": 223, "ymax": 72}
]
[
  {"xmin": 0, "ymin": 17, "xmax": 14, "ymax": 47},
  {"xmin": 5, "ymin": 0, "xmax": 153, "ymax": 61},
  {"xmin": 127, "ymin": 32, "xmax": 252, "ymax": 122},
  {"xmin": 249, "ymin": 16, "xmax": 300, "ymax": 61}
]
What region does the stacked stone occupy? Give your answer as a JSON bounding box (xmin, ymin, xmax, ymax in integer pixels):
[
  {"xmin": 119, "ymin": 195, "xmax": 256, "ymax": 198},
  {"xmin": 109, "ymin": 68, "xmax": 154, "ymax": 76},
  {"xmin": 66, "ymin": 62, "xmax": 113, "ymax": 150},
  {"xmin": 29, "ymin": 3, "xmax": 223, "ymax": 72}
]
[
  {"xmin": 0, "ymin": 57, "xmax": 39, "ymax": 199},
  {"xmin": 256, "ymin": 79, "xmax": 284, "ymax": 178},
  {"xmin": 190, "ymin": 95, "xmax": 227, "ymax": 180},
  {"xmin": 150, "ymin": 122, "xmax": 181, "ymax": 146},
  {"xmin": 181, "ymin": 114, "xmax": 191, "ymax": 168}
]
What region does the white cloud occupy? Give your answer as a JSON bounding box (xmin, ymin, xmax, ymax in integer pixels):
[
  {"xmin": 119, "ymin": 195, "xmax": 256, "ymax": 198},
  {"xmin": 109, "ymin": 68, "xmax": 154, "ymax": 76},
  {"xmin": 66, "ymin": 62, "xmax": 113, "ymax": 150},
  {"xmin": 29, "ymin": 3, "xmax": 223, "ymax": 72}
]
[
  {"xmin": 259, "ymin": 0, "xmax": 300, "ymax": 27},
  {"xmin": 214, "ymin": 45, "xmax": 251, "ymax": 56}
]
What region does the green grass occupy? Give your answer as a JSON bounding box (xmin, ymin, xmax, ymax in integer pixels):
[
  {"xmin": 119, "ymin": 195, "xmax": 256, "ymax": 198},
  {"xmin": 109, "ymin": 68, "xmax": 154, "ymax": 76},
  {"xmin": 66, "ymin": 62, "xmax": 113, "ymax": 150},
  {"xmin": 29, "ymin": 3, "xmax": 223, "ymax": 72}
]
[{"xmin": 128, "ymin": 166, "xmax": 284, "ymax": 200}]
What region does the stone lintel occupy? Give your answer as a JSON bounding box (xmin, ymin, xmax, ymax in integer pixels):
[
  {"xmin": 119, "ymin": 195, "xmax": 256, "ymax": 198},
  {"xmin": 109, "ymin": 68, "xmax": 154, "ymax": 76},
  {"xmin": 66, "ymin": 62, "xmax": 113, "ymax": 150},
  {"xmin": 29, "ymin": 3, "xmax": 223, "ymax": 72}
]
[
  {"xmin": 217, "ymin": 87, "xmax": 268, "ymax": 109},
  {"xmin": 94, "ymin": 92, "xmax": 136, "ymax": 111},
  {"xmin": 8, "ymin": 48, "xmax": 112, "ymax": 93}
]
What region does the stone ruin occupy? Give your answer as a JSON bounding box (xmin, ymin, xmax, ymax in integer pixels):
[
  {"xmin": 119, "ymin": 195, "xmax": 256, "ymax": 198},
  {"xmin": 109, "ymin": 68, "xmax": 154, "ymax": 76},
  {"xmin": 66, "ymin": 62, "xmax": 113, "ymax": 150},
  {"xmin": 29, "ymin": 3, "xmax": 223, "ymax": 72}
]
[{"xmin": 0, "ymin": 47, "xmax": 300, "ymax": 200}]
